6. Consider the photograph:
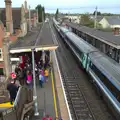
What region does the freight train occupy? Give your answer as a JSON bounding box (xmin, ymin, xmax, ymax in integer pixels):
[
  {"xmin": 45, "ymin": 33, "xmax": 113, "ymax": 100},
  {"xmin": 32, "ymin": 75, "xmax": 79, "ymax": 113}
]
[{"xmin": 53, "ymin": 18, "xmax": 120, "ymax": 119}]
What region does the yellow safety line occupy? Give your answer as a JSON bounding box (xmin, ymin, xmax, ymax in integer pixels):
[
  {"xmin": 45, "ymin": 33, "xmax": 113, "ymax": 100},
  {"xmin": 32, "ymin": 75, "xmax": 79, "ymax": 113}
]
[
  {"xmin": 0, "ymin": 102, "xmax": 14, "ymax": 107},
  {"xmin": 51, "ymin": 71, "xmax": 58, "ymax": 118}
]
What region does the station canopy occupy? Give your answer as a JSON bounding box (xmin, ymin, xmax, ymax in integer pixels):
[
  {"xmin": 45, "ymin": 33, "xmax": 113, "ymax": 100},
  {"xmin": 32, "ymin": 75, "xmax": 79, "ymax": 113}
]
[{"xmin": 9, "ymin": 22, "xmax": 58, "ymax": 54}]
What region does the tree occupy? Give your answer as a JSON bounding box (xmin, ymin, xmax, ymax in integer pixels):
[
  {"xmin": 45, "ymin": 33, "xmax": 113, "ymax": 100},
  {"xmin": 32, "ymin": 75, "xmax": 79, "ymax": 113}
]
[
  {"xmin": 80, "ymin": 14, "xmax": 90, "ymax": 25},
  {"xmin": 55, "ymin": 8, "xmax": 59, "ymax": 19},
  {"xmin": 36, "ymin": 5, "xmax": 45, "ymax": 22},
  {"xmin": 80, "ymin": 13, "xmax": 95, "ymax": 28},
  {"xmin": 93, "ymin": 11, "xmax": 101, "ymax": 15},
  {"xmin": 42, "ymin": 7, "xmax": 45, "ymax": 21},
  {"xmin": 102, "ymin": 13, "xmax": 113, "ymax": 16}
]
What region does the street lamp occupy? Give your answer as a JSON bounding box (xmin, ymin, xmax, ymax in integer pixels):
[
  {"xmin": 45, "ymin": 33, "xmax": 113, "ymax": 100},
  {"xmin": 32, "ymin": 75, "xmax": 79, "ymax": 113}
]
[{"xmin": 31, "ymin": 48, "xmax": 39, "ymax": 116}]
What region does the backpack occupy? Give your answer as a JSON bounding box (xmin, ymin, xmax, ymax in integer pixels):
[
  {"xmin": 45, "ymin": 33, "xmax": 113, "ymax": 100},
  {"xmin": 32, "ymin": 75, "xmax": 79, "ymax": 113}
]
[{"xmin": 39, "ymin": 74, "xmax": 44, "ymax": 82}]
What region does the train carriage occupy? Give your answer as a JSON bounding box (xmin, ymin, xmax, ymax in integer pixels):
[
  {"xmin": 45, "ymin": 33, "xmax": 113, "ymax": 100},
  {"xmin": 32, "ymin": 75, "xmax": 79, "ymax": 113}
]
[
  {"xmin": 53, "ymin": 18, "xmax": 60, "ymax": 31},
  {"xmin": 53, "ymin": 18, "xmax": 120, "ymax": 119},
  {"xmin": 65, "ymin": 30, "xmax": 97, "ymax": 69},
  {"xmin": 88, "ymin": 52, "xmax": 120, "ymax": 119}
]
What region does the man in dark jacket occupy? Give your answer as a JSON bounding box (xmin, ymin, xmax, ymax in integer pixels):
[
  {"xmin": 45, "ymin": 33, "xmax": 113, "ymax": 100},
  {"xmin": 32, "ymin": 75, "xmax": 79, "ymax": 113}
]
[{"xmin": 7, "ymin": 79, "xmax": 19, "ymax": 105}]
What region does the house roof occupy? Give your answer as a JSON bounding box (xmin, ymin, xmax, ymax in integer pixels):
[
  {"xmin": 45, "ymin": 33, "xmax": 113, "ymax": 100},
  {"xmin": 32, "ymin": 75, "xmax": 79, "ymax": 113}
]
[
  {"xmin": 97, "ymin": 16, "xmax": 103, "ymax": 22},
  {"xmin": 105, "ymin": 16, "xmax": 120, "ymax": 25},
  {"xmin": 65, "ymin": 22, "xmax": 120, "ymax": 48},
  {"xmin": 0, "ymin": 8, "xmax": 21, "ymax": 29},
  {"xmin": 90, "ymin": 15, "xmax": 103, "ymax": 22}
]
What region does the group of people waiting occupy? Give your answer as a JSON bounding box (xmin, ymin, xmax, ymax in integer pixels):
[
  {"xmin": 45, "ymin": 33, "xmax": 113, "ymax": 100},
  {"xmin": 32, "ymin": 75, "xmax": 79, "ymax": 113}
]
[
  {"xmin": 7, "ymin": 51, "xmax": 50, "ymax": 104},
  {"xmin": 6, "ymin": 51, "xmax": 63, "ymax": 119},
  {"xmin": 14, "ymin": 51, "xmax": 50, "ymax": 88}
]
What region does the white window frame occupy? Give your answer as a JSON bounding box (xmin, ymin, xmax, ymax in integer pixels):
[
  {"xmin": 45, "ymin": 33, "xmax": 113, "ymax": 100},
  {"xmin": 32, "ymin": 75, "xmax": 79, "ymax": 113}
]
[{"xmin": 0, "ymin": 48, "xmax": 3, "ymax": 61}]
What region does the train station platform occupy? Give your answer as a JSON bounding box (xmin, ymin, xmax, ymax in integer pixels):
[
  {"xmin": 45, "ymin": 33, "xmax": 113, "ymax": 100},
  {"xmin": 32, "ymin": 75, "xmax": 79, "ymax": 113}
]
[
  {"xmin": 31, "ymin": 50, "xmax": 70, "ymax": 120},
  {"xmin": 9, "ymin": 22, "xmax": 58, "ymax": 54},
  {"xmin": 31, "ymin": 72, "xmax": 56, "ymax": 119},
  {"xmin": 2, "ymin": 20, "xmax": 70, "ymax": 119}
]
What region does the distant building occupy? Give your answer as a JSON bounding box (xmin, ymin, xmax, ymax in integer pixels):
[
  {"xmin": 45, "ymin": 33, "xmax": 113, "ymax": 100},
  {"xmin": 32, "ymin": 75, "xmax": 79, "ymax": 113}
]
[
  {"xmin": 99, "ymin": 16, "xmax": 120, "ymax": 28},
  {"xmin": 89, "ymin": 15, "xmax": 103, "ymax": 22},
  {"xmin": 0, "ymin": 0, "xmax": 38, "ymax": 76},
  {"xmin": 99, "ymin": 16, "xmax": 120, "ymax": 35},
  {"xmin": 0, "ymin": 0, "xmax": 28, "ymax": 76},
  {"xmin": 64, "ymin": 15, "xmax": 81, "ymax": 24}
]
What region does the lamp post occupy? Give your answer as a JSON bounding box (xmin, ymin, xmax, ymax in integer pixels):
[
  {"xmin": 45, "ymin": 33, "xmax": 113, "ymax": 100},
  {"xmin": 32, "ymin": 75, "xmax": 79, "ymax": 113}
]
[{"xmin": 31, "ymin": 48, "xmax": 39, "ymax": 116}]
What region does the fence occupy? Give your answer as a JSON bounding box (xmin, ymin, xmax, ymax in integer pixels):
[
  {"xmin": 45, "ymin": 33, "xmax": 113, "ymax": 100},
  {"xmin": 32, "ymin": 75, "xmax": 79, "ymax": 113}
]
[{"xmin": 0, "ymin": 86, "xmax": 33, "ymax": 120}]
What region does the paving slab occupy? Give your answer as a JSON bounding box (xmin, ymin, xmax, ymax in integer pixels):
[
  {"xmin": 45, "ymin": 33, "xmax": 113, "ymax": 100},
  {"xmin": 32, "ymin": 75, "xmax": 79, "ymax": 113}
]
[{"xmin": 32, "ymin": 76, "xmax": 56, "ymax": 120}]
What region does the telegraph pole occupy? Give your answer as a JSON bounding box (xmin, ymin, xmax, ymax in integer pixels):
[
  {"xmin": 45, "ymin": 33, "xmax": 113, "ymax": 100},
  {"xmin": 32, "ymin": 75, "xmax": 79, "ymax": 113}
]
[
  {"xmin": 42, "ymin": 10, "xmax": 44, "ymax": 22},
  {"xmin": 29, "ymin": 5, "xmax": 31, "ymax": 31},
  {"xmin": 32, "ymin": 48, "xmax": 39, "ymax": 116},
  {"xmin": 94, "ymin": 6, "xmax": 97, "ymax": 29},
  {"xmin": 37, "ymin": 8, "xmax": 39, "ymax": 23}
]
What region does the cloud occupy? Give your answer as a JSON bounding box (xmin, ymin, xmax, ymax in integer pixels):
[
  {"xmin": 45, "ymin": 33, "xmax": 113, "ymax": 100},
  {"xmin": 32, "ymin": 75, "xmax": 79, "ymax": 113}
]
[{"xmin": 0, "ymin": 0, "xmax": 120, "ymax": 13}]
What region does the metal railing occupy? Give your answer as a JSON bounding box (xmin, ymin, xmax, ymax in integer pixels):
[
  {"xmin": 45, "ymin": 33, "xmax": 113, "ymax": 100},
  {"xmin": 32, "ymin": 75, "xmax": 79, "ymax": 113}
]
[{"xmin": 0, "ymin": 86, "xmax": 33, "ymax": 120}]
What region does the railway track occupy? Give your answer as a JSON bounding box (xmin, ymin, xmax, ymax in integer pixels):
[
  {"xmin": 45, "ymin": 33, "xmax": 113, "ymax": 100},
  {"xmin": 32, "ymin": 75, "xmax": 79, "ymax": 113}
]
[
  {"xmin": 51, "ymin": 22, "xmax": 115, "ymax": 120},
  {"xmin": 56, "ymin": 41, "xmax": 95, "ymax": 120}
]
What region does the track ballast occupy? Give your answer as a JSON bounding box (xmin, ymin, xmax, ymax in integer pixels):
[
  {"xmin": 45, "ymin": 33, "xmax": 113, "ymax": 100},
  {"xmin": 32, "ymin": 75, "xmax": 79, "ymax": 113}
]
[{"xmin": 51, "ymin": 22, "xmax": 115, "ymax": 120}]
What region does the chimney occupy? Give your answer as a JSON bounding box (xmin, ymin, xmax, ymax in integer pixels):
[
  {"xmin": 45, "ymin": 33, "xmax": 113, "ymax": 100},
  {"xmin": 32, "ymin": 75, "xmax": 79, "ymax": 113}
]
[
  {"xmin": 113, "ymin": 28, "xmax": 120, "ymax": 36},
  {"xmin": 33, "ymin": 13, "xmax": 37, "ymax": 27},
  {"xmin": 21, "ymin": 4, "xmax": 25, "ymax": 22},
  {"xmin": 36, "ymin": 9, "xmax": 39, "ymax": 23},
  {"xmin": 24, "ymin": 0, "xmax": 28, "ymax": 13},
  {"xmin": 29, "ymin": 6, "xmax": 31, "ymax": 31},
  {"xmin": 5, "ymin": 0, "xmax": 13, "ymax": 34}
]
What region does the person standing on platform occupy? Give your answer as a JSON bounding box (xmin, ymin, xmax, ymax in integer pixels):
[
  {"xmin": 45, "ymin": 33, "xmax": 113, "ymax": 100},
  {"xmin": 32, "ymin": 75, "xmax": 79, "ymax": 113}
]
[
  {"xmin": 7, "ymin": 79, "xmax": 19, "ymax": 105},
  {"xmin": 39, "ymin": 71, "xmax": 44, "ymax": 88},
  {"xmin": 44, "ymin": 69, "xmax": 49, "ymax": 82},
  {"xmin": 42, "ymin": 114, "xmax": 53, "ymax": 120},
  {"xmin": 26, "ymin": 71, "xmax": 32, "ymax": 88}
]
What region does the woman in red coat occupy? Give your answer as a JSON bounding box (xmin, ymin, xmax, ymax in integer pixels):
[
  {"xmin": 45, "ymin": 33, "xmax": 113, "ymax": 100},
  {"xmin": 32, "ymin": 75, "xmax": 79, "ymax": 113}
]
[{"xmin": 42, "ymin": 114, "xmax": 52, "ymax": 120}]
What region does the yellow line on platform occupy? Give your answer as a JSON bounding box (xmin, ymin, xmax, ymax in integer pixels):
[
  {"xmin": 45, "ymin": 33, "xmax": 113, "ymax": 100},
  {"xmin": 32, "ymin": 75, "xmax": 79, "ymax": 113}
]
[
  {"xmin": 0, "ymin": 102, "xmax": 13, "ymax": 107},
  {"xmin": 51, "ymin": 71, "xmax": 58, "ymax": 118}
]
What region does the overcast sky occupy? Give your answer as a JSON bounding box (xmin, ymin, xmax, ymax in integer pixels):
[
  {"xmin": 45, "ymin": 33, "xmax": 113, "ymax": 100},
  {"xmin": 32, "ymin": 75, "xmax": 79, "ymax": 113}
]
[{"xmin": 0, "ymin": 0, "xmax": 120, "ymax": 13}]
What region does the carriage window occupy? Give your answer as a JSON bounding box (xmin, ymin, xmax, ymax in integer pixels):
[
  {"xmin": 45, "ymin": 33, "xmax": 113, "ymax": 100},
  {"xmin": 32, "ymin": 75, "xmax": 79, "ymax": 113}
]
[{"xmin": 90, "ymin": 63, "xmax": 120, "ymax": 102}]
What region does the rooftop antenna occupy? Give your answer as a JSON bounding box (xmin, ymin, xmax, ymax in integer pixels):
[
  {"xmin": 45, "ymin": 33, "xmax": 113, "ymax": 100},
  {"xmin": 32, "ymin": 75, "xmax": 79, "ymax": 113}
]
[{"xmin": 94, "ymin": 6, "xmax": 97, "ymax": 29}]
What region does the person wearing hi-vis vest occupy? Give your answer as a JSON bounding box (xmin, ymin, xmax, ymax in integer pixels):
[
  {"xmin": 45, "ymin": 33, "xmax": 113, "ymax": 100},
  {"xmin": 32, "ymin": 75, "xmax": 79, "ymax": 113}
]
[{"xmin": 44, "ymin": 68, "xmax": 49, "ymax": 82}]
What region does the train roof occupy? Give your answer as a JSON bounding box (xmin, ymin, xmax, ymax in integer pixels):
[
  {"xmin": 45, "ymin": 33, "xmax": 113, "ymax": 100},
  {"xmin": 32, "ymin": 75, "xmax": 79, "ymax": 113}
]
[
  {"xmin": 89, "ymin": 52, "xmax": 120, "ymax": 90},
  {"xmin": 53, "ymin": 18, "xmax": 60, "ymax": 25},
  {"xmin": 65, "ymin": 31, "xmax": 97, "ymax": 54},
  {"xmin": 60, "ymin": 27, "xmax": 70, "ymax": 33}
]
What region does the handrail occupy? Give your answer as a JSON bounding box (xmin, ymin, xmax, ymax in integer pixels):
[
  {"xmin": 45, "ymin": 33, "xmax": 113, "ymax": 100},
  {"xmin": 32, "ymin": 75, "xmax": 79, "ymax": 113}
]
[{"xmin": 13, "ymin": 87, "xmax": 22, "ymax": 107}]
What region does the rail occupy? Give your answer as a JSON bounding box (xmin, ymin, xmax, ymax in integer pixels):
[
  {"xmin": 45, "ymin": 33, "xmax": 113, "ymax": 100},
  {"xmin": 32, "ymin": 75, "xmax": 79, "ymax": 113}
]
[
  {"xmin": 13, "ymin": 86, "xmax": 22, "ymax": 107},
  {"xmin": 51, "ymin": 19, "xmax": 72, "ymax": 120},
  {"xmin": 54, "ymin": 22, "xmax": 96, "ymax": 119},
  {"xmin": 0, "ymin": 86, "xmax": 34, "ymax": 120}
]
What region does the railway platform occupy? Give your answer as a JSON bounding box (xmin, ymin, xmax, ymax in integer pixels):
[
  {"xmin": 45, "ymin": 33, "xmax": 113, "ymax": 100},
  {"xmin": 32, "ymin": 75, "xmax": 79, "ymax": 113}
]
[
  {"xmin": 0, "ymin": 21, "xmax": 70, "ymax": 120},
  {"xmin": 31, "ymin": 51, "xmax": 70, "ymax": 120}
]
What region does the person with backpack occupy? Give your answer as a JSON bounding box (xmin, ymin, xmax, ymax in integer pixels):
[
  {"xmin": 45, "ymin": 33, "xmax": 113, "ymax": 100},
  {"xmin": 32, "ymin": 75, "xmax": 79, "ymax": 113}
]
[{"xmin": 39, "ymin": 71, "xmax": 44, "ymax": 88}]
